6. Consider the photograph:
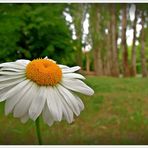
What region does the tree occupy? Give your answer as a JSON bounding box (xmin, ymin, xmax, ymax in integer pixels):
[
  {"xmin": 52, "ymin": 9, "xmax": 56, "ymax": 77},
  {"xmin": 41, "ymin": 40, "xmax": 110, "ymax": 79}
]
[
  {"xmin": 89, "ymin": 4, "xmax": 103, "ymax": 76},
  {"xmin": 140, "ymin": 10, "xmax": 147, "ymax": 77},
  {"xmin": 16, "ymin": 4, "xmax": 74, "ymax": 65},
  {"xmin": 68, "ymin": 4, "xmax": 87, "ymax": 68},
  {"xmin": 105, "ymin": 19, "xmax": 112, "ymax": 76},
  {"xmin": 0, "ymin": 4, "xmax": 24, "ymax": 62},
  {"xmin": 110, "ymin": 4, "xmax": 119, "ymax": 77},
  {"xmin": 121, "ymin": 4, "xmax": 130, "ymax": 77},
  {"xmin": 0, "ymin": 4, "xmax": 75, "ymax": 66},
  {"xmin": 130, "ymin": 4, "xmax": 137, "ymax": 77}
]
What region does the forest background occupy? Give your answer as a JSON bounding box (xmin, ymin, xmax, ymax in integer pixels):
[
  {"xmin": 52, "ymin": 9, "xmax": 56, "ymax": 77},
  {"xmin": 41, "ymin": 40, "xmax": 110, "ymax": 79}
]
[{"xmin": 0, "ymin": 3, "xmax": 148, "ymax": 78}]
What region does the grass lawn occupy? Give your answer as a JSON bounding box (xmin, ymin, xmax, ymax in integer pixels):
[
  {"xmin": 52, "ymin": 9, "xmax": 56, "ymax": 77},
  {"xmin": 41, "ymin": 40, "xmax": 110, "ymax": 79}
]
[{"xmin": 0, "ymin": 76, "xmax": 148, "ymax": 145}]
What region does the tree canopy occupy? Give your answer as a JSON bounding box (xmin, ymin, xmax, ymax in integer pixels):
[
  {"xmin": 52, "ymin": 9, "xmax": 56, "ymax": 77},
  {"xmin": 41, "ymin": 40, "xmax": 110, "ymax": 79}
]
[
  {"xmin": 0, "ymin": 4, "xmax": 75, "ymax": 66},
  {"xmin": 0, "ymin": 3, "xmax": 148, "ymax": 77}
]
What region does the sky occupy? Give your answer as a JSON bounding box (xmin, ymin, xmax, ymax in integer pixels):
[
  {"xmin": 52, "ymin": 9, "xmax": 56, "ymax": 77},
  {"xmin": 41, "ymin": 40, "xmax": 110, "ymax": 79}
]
[{"xmin": 63, "ymin": 4, "xmax": 142, "ymax": 52}]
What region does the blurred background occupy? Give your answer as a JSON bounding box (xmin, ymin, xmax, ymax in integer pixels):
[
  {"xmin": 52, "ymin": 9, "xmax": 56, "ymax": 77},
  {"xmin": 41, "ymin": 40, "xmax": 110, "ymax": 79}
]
[
  {"xmin": 0, "ymin": 3, "xmax": 148, "ymax": 145},
  {"xmin": 0, "ymin": 3, "xmax": 148, "ymax": 77}
]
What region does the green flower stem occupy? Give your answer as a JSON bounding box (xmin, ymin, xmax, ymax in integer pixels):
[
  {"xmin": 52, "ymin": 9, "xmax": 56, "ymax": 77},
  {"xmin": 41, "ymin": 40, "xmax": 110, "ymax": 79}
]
[{"xmin": 35, "ymin": 117, "xmax": 43, "ymax": 145}]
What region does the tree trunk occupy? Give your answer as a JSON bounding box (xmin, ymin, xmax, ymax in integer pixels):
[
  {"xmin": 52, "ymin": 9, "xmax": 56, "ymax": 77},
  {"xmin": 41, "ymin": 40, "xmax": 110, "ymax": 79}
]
[
  {"xmin": 122, "ymin": 4, "xmax": 130, "ymax": 77},
  {"xmin": 71, "ymin": 4, "xmax": 85, "ymax": 69},
  {"xmin": 86, "ymin": 52, "xmax": 90, "ymax": 74},
  {"xmin": 140, "ymin": 11, "xmax": 147, "ymax": 77},
  {"xmin": 105, "ymin": 20, "xmax": 112, "ymax": 76},
  {"xmin": 90, "ymin": 4, "xmax": 103, "ymax": 76},
  {"xmin": 93, "ymin": 47, "xmax": 103, "ymax": 76},
  {"xmin": 110, "ymin": 4, "xmax": 119, "ymax": 77},
  {"xmin": 130, "ymin": 6, "xmax": 137, "ymax": 77},
  {"xmin": 76, "ymin": 40, "xmax": 83, "ymax": 68}
]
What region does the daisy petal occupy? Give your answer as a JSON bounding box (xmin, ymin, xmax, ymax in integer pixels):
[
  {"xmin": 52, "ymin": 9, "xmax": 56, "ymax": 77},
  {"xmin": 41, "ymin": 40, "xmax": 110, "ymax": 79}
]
[
  {"xmin": 0, "ymin": 71, "xmax": 24, "ymax": 76},
  {"xmin": 72, "ymin": 93, "xmax": 84, "ymax": 111},
  {"xmin": 58, "ymin": 64, "xmax": 69, "ymax": 69},
  {"xmin": 0, "ymin": 67, "xmax": 25, "ymax": 72},
  {"xmin": 62, "ymin": 66, "xmax": 80, "ymax": 73},
  {"xmin": 13, "ymin": 82, "xmax": 36, "ymax": 118},
  {"xmin": 29, "ymin": 86, "xmax": 46, "ymax": 121},
  {"xmin": 5, "ymin": 81, "xmax": 32, "ymax": 115},
  {"xmin": 0, "ymin": 62, "xmax": 25, "ymax": 70},
  {"xmin": 0, "ymin": 85, "xmax": 15, "ymax": 99},
  {"xmin": 46, "ymin": 87, "xmax": 62, "ymax": 121},
  {"xmin": 16, "ymin": 59, "xmax": 30, "ymax": 66},
  {"xmin": 0, "ymin": 79, "xmax": 30, "ymax": 102},
  {"xmin": 42, "ymin": 104, "xmax": 54, "ymax": 126},
  {"xmin": 0, "ymin": 77, "xmax": 25, "ymax": 89},
  {"xmin": 61, "ymin": 79, "xmax": 94, "ymax": 96},
  {"xmin": 53, "ymin": 87, "xmax": 74, "ymax": 123},
  {"xmin": 60, "ymin": 97, "xmax": 74, "ymax": 123},
  {"xmin": 57, "ymin": 84, "xmax": 81, "ymax": 116},
  {"xmin": 20, "ymin": 113, "xmax": 29, "ymax": 123},
  {"xmin": 0, "ymin": 75, "xmax": 25, "ymax": 82},
  {"xmin": 63, "ymin": 73, "xmax": 85, "ymax": 80}
]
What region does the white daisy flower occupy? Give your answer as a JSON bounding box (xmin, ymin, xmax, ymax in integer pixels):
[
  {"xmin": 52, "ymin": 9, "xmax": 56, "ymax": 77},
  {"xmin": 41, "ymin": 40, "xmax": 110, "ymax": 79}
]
[{"xmin": 0, "ymin": 58, "xmax": 94, "ymax": 126}]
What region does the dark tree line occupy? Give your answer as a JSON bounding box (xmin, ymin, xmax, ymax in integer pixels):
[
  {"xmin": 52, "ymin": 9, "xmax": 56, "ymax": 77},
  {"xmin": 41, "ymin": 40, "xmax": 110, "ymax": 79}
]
[
  {"xmin": 0, "ymin": 3, "xmax": 148, "ymax": 78},
  {"xmin": 68, "ymin": 3, "xmax": 148, "ymax": 77}
]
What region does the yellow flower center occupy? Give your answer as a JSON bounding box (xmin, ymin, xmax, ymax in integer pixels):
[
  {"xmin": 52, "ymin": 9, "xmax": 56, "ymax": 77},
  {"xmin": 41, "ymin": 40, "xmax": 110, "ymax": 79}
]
[{"xmin": 26, "ymin": 59, "xmax": 62, "ymax": 86}]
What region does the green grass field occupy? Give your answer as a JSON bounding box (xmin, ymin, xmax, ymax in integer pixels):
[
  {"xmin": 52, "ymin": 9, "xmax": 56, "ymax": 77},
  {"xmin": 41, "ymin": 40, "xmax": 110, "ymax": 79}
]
[{"xmin": 0, "ymin": 76, "xmax": 148, "ymax": 145}]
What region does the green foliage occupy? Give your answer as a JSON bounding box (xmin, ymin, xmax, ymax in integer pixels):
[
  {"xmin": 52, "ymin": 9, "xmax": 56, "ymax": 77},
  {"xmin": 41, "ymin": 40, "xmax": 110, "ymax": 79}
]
[
  {"xmin": 0, "ymin": 4, "xmax": 22, "ymax": 62},
  {"xmin": 0, "ymin": 4, "xmax": 76, "ymax": 66}
]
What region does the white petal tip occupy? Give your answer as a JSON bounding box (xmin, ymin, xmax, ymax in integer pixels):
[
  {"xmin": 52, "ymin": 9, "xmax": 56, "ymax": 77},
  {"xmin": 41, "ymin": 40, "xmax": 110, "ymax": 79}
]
[
  {"xmin": 76, "ymin": 66, "xmax": 81, "ymax": 70},
  {"xmin": 82, "ymin": 88, "xmax": 94, "ymax": 96},
  {"xmin": 44, "ymin": 56, "xmax": 48, "ymax": 59},
  {"xmin": 69, "ymin": 120, "xmax": 75, "ymax": 124},
  {"xmin": 47, "ymin": 122, "xmax": 54, "ymax": 127},
  {"xmin": 89, "ymin": 89, "xmax": 94, "ymax": 96},
  {"xmin": 20, "ymin": 118, "xmax": 28, "ymax": 124},
  {"xmin": 67, "ymin": 118, "xmax": 74, "ymax": 124},
  {"xmin": 75, "ymin": 112, "xmax": 80, "ymax": 116},
  {"xmin": 85, "ymin": 86, "xmax": 94, "ymax": 96},
  {"xmin": 29, "ymin": 112, "xmax": 38, "ymax": 121}
]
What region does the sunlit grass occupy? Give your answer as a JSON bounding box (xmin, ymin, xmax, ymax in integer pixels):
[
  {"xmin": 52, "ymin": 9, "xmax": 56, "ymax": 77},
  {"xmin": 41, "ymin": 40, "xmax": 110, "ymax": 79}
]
[{"xmin": 1, "ymin": 76, "xmax": 148, "ymax": 144}]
